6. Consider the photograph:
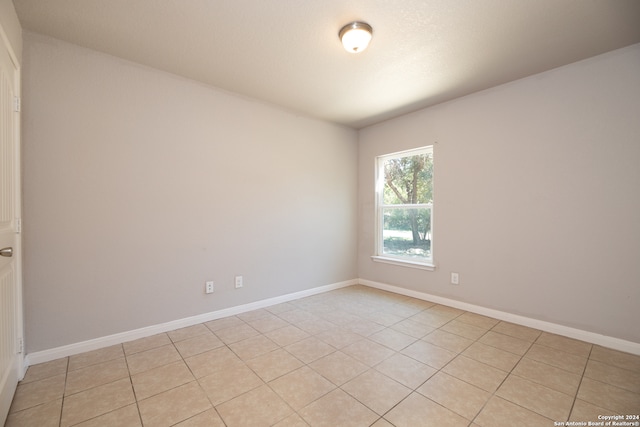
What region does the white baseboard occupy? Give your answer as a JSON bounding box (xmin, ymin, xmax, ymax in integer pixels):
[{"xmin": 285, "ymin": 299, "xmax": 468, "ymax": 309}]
[
  {"xmin": 359, "ymin": 278, "xmax": 640, "ymax": 356},
  {"xmin": 24, "ymin": 279, "xmax": 357, "ymax": 369}
]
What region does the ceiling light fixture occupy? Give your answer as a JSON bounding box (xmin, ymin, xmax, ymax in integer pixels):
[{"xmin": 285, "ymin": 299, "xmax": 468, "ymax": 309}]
[{"xmin": 339, "ymin": 21, "xmax": 373, "ymax": 53}]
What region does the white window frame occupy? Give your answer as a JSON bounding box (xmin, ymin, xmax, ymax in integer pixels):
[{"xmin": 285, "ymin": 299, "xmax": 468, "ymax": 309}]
[{"xmin": 372, "ymin": 146, "xmax": 435, "ymax": 271}]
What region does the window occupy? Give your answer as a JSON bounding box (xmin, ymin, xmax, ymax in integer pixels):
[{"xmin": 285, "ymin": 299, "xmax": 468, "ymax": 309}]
[{"xmin": 374, "ymin": 146, "xmax": 434, "ymax": 269}]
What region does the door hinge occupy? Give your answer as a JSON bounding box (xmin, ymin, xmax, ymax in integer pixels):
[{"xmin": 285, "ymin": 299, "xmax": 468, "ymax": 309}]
[
  {"xmin": 15, "ymin": 218, "xmax": 21, "ymax": 233},
  {"xmin": 17, "ymin": 338, "xmax": 24, "ymax": 354},
  {"xmin": 14, "ymin": 96, "xmax": 21, "ymax": 112}
]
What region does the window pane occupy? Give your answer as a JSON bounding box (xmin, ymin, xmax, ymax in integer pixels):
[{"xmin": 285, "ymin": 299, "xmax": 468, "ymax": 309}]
[
  {"xmin": 383, "ymin": 153, "xmax": 433, "ymax": 205},
  {"xmin": 382, "ymin": 207, "xmax": 431, "ymax": 259}
]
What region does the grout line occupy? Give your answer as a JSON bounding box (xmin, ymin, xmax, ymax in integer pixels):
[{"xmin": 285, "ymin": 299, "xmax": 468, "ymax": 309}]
[{"xmin": 567, "ymin": 344, "xmax": 593, "ymax": 421}]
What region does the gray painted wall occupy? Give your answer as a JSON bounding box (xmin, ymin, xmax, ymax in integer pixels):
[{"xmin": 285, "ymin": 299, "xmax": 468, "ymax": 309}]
[
  {"xmin": 22, "ymin": 33, "xmax": 358, "ymax": 352},
  {"xmin": 358, "ymin": 44, "xmax": 640, "ymax": 343},
  {"xmin": 21, "ymin": 29, "xmax": 640, "ymax": 353}
]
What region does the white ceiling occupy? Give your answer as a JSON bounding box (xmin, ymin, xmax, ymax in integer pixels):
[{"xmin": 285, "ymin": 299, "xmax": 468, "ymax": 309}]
[{"xmin": 12, "ymin": 0, "xmax": 640, "ymax": 129}]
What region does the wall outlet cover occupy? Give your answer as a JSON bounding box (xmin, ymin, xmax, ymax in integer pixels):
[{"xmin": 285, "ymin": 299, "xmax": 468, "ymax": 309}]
[
  {"xmin": 205, "ymin": 281, "xmax": 214, "ymax": 293},
  {"xmin": 451, "ymin": 273, "xmax": 459, "ymax": 285}
]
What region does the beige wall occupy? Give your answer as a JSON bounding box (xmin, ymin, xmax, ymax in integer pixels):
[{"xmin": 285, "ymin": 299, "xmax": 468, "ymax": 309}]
[
  {"xmin": 358, "ymin": 44, "xmax": 640, "ymax": 343},
  {"xmin": 0, "ymin": 0, "xmax": 21, "ymax": 64},
  {"xmin": 21, "ymin": 32, "xmax": 358, "ymax": 352}
]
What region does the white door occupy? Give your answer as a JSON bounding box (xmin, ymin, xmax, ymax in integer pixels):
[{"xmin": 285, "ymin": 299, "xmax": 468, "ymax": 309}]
[{"xmin": 0, "ymin": 31, "xmax": 22, "ymax": 425}]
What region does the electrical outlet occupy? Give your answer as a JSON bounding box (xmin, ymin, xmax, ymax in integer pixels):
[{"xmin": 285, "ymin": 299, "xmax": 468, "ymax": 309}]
[
  {"xmin": 451, "ymin": 272, "xmax": 459, "ymax": 285},
  {"xmin": 235, "ymin": 276, "xmax": 243, "ymax": 288},
  {"xmin": 205, "ymin": 281, "xmax": 214, "ymax": 294}
]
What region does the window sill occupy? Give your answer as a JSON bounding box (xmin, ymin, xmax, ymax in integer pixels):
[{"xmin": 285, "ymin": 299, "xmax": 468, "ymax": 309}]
[{"xmin": 371, "ymin": 256, "xmax": 436, "ymax": 271}]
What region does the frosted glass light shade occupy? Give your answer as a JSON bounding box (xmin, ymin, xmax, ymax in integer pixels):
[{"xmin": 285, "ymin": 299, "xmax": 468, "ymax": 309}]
[{"xmin": 339, "ymin": 22, "xmax": 373, "ymax": 53}]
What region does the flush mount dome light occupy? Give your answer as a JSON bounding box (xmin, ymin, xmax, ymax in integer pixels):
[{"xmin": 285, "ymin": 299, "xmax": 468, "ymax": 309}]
[{"xmin": 339, "ymin": 21, "xmax": 373, "ymax": 53}]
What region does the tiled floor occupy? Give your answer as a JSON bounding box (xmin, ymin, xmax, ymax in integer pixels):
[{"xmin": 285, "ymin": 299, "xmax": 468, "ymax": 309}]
[{"xmin": 5, "ymin": 285, "xmax": 640, "ymax": 426}]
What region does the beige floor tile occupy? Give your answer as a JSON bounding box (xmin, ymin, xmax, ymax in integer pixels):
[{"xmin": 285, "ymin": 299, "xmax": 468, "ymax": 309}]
[
  {"xmin": 360, "ymin": 310, "xmax": 405, "ymax": 327},
  {"xmin": 429, "ymin": 304, "xmax": 465, "ymax": 317},
  {"xmin": 478, "ymin": 331, "xmax": 532, "ymax": 355},
  {"xmin": 265, "ymin": 302, "xmax": 296, "ymax": 315},
  {"xmin": 342, "ymin": 338, "xmax": 395, "ymax": 367},
  {"xmin": 584, "ymin": 359, "xmax": 640, "ymax": 393},
  {"xmin": 569, "ymin": 399, "xmax": 619, "ymax": 421},
  {"xmin": 228, "ymin": 334, "xmax": 279, "ymax": 361},
  {"xmin": 525, "ymin": 343, "xmax": 587, "ymax": 375},
  {"xmin": 246, "ymin": 348, "xmax": 304, "ymax": 382},
  {"xmin": 462, "ymin": 342, "xmax": 521, "ymax": 372},
  {"xmin": 536, "ymin": 332, "xmax": 592, "ymax": 358},
  {"xmin": 167, "ymin": 324, "xmax": 210, "ymax": 342},
  {"xmin": 299, "ymin": 302, "xmax": 334, "ymax": 315},
  {"xmin": 20, "ymin": 358, "xmax": 68, "ymax": 384},
  {"xmin": 204, "ymin": 315, "xmax": 245, "ymax": 332},
  {"xmin": 456, "ymin": 312, "xmax": 499, "ymax": 330},
  {"xmin": 382, "ymin": 303, "xmax": 423, "ymax": 319},
  {"xmin": 216, "ymin": 384, "xmax": 293, "ymax": 427},
  {"xmin": 342, "ymin": 302, "xmax": 378, "ymax": 318},
  {"xmin": 15, "ymin": 287, "xmax": 638, "ymax": 427},
  {"xmin": 371, "ymin": 418, "xmax": 395, "ymax": 427},
  {"xmin": 491, "ymin": 322, "xmax": 541, "ymax": 342},
  {"xmin": 237, "ymin": 308, "xmax": 272, "ymax": 322},
  {"xmin": 417, "ymin": 371, "xmax": 490, "ymax": 420},
  {"xmin": 246, "ymin": 314, "xmax": 290, "ymax": 333},
  {"xmin": 342, "ymin": 370, "xmax": 411, "ymax": 415},
  {"xmin": 126, "ymin": 344, "xmax": 182, "ymax": 375},
  {"xmin": 5, "ymin": 399, "xmax": 62, "ymax": 427},
  {"xmin": 68, "ymin": 345, "xmax": 125, "ymax": 371},
  {"xmin": 496, "ymin": 375, "xmax": 573, "ymax": 420},
  {"xmin": 577, "ymin": 377, "xmax": 640, "ymax": 414},
  {"xmin": 131, "ymin": 360, "xmax": 194, "ymax": 400},
  {"xmin": 276, "ymin": 309, "xmax": 319, "ymax": 325},
  {"xmin": 10, "ymin": 374, "xmax": 66, "ymax": 413},
  {"xmin": 319, "ymin": 309, "xmax": 361, "ymax": 326},
  {"xmin": 590, "ymin": 345, "xmax": 640, "ymax": 373},
  {"xmin": 390, "ymin": 318, "xmax": 434, "ymax": 338},
  {"xmin": 214, "ymin": 323, "xmax": 260, "ymax": 344},
  {"xmin": 269, "ymin": 366, "xmax": 335, "ymax": 410},
  {"xmin": 284, "ymin": 337, "xmax": 335, "ymax": 364},
  {"xmin": 422, "ymin": 329, "xmax": 474, "ymax": 353},
  {"xmin": 265, "ymin": 325, "xmax": 310, "ymax": 347},
  {"xmin": 442, "ymin": 355, "xmax": 507, "ymax": 392},
  {"xmin": 174, "ymin": 331, "xmax": 224, "ymax": 358},
  {"xmin": 309, "ymin": 351, "xmax": 368, "ymax": 386},
  {"xmin": 198, "ymin": 362, "xmax": 263, "ymax": 405},
  {"xmin": 123, "ymin": 334, "xmax": 172, "ymax": 356},
  {"xmin": 474, "ymin": 396, "xmax": 553, "ymax": 427},
  {"xmin": 368, "ymin": 328, "xmax": 417, "ymax": 351},
  {"xmin": 174, "ymin": 408, "xmax": 225, "ymax": 426},
  {"xmin": 402, "ymin": 297, "xmax": 436, "ymax": 310},
  {"xmin": 341, "ymin": 318, "xmax": 386, "ymax": 337},
  {"xmin": 65, "ymin": 357, "xmax": 129, "ymax": 396},
  {"xmin": 374, "ymin": 353, "xmax": 437, "ymax": 389},
  {"xmin": 384, "ymin": 392, "xmax": 468, "ymax": 427},
  {"xmin": 401, "ymin": 340, "xmax": 456, "ymax": 369},
  {"xmin": 185, "ymin": 346, "xmax": 244, "ymax": 379},
  {"xmin": 440, "ymin": 319, "xmax": 488, "ymax": 340},
  {"xmin": 74, "ymin": 403, "xmax": 141, "ymax": 427},
  {"xmin": 409, "ymin": 310, "xmax": 456, "ymax": 329},
  {"xmin": 315, "ymin": 328, "xmax": 363, "ymax": 349},
  {"xmin": 60, "ymin": 378, "xmax": 135, "ymax": 427},
  {"xmin": 298, "ymin": 388, "xmax": 378, "ymax": 427},
  {"xmin": 511, "ymin": 357, "xmax": 582, "ymax": 396},
  {"xmin": 138, "ymin": 381, "xmax": 211, "ymax": 427},
  {"xmin": 273, "ymin": 413, "xmax": 310, "ymax": 427}
]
